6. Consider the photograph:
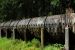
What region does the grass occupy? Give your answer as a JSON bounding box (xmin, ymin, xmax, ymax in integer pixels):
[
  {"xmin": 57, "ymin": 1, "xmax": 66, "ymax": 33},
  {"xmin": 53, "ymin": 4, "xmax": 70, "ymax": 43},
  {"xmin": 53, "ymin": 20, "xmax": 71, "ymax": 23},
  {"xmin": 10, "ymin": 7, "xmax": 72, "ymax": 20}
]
[{"xmin": 0, "ymin": 37, "xmax": 64, "ymax": 50}]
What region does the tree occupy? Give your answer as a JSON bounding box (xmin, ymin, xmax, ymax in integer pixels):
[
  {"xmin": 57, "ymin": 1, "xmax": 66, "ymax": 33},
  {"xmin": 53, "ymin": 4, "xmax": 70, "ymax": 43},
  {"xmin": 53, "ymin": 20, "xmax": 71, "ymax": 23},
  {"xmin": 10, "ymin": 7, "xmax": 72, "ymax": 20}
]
[{"xmin": 0, "ymin": 0, "xmax": 75, "ymax": 21}]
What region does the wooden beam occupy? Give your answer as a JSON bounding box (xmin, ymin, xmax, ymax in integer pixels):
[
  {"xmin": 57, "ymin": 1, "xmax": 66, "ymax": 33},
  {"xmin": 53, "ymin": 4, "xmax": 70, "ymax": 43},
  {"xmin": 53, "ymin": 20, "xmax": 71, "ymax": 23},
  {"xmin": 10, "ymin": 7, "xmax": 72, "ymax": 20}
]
[
  {"xmin": 41, "ymin": 28, "xmax": 44, "ymax": 50},
  {"xmin": 65, "ymin": 25, "xmax": 69, "ymax": 50}
]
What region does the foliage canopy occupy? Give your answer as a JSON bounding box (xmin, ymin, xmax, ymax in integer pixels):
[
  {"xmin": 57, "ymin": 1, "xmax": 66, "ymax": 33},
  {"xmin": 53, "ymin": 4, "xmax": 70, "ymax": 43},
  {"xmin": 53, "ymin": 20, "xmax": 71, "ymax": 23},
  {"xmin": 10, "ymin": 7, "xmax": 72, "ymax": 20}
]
[{"xmin": 0, "ymin": 0, "xmax": 74, "ymax": 21}]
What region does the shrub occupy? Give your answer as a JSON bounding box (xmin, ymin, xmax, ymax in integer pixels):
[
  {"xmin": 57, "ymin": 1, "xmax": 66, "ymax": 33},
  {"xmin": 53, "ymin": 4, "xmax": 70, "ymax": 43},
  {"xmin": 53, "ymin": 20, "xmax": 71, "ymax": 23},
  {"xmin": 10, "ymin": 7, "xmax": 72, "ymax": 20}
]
[
  {"xmin": 31, "ymin": 38, "xmax": 40, "ymax": 47},
  {"xmin": 0, "ymin": 37, "xmax": 64, "ymax": 50}
]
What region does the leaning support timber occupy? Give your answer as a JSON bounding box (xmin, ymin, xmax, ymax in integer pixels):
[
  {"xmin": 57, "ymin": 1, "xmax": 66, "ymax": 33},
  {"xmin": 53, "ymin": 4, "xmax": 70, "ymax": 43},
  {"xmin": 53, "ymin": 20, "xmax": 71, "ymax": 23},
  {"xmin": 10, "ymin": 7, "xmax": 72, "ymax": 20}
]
[
  {"xmin": 0, "ymin": 28, "xmax": 1, "ymax": 38},
  {"xmin": 41, "ymin": 28, "xmax": 44, "ymax": 50},
  {"xmin": 65, "ymin": 25, "xmax": 69, "ymax": 50},
  {"xmin": 12, "ymin": 27, "xmax": 15, "ymax": 40}
]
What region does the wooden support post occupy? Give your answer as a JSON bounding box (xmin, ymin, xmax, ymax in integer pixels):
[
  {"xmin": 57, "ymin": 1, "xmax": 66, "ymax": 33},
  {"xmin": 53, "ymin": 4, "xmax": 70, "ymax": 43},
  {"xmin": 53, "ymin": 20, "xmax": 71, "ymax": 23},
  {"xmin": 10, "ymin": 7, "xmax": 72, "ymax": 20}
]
[
  {"xmin": 12, "ymin": 27, "xmax": 15, "ymax": 40},
  {"xmin": 55, "ymin": 27, "xmax": 57, "ymax": 33},
  {"xmin": 73, "ymin": 24, "xmax": 75, "ymax": 33},
  {"xmin": 5, "ymin": 28, "xmax": 7, "ymax": 38},
  {"xmin": 48, "ymin": 28, "xmax": 49, "ymax": 32},
  {"xmin": 65, "ymin": 25, "xmax": 69, "ymax": 50},
  {"xmin": 61, "ymin": 16, "xmax": 64, "ymax": 33},
  {"xmin": 41, "ymin": 28, "xmax": 44, "ymax": 50},
  {"xmin": 0, "ymin": 28, "xmax": 1, "ymax": 38},
  {"xmin": 24, "ymin": 28, "xmax": 26, "ymax": 41}
]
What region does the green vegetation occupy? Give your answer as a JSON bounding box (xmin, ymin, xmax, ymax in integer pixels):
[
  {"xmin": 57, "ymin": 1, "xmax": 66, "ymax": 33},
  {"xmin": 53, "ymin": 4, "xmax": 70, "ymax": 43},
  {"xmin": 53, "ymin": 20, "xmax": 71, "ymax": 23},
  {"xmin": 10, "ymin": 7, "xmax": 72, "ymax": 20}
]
[{"xmin": 0, "ymin": 37, "xmax": 64, "ymax": 50}]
